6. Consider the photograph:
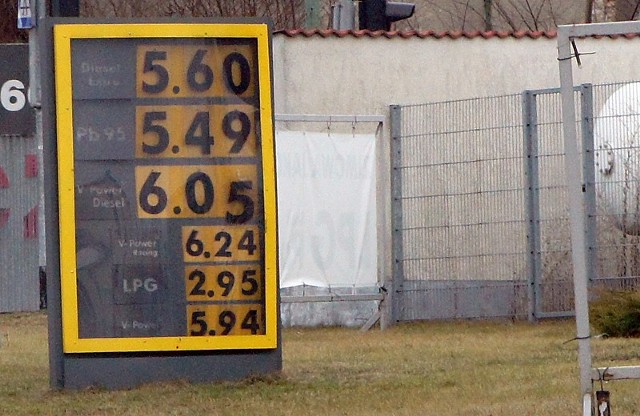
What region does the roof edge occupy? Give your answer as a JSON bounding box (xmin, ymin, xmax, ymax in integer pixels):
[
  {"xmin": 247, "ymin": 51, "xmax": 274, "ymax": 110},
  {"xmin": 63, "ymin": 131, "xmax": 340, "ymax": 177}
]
[
  {"xmin": 274, "ymin": 29, "xmax": 559, "ymax": 39},
  {"xmin": 274, "ymin": 28, "xmax": 640, "ymax": 39}
]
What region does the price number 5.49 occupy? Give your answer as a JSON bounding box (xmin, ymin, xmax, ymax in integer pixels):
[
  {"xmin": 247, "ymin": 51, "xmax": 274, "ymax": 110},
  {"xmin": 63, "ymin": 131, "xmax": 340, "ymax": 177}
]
[{"xmin": 136, "ymin": 105, "xmax": 255, "ymax": 158}]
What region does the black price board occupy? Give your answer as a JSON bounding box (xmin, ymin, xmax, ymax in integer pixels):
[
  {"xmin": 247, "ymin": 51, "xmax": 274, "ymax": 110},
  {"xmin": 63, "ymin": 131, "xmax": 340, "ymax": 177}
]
[
  {"xmin": 0, "ymin": 44, "xmax": 34, "ymax": 136},
  {"xmin": 53, "ymin": 23, "xmax": 278, "ymax": 353}
]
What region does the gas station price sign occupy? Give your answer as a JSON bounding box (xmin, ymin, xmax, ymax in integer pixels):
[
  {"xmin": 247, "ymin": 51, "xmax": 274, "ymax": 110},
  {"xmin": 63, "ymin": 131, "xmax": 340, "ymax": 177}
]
[{"xmin": 53, "ymin": 23, "xmax": 278, "ymax": 353}]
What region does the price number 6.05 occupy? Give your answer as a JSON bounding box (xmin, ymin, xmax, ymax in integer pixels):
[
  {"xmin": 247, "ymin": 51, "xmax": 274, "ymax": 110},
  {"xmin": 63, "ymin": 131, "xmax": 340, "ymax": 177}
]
[{"xmin": 135, "ymin": 165, "xmax": 256, "ymax": 222}]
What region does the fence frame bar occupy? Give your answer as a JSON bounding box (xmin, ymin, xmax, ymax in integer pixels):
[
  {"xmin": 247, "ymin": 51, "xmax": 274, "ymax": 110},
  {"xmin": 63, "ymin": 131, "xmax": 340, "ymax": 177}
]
[
  {"xmin": 523, "ymin": 90, "xmax": 541, "ymax": 322},
  {"xmin": 389, "ymin": 105, "xmax": 404, "ymax": 324},
  {"xmin": 558, "ymin": 21, "xmax": 640, "ymax": 410}
]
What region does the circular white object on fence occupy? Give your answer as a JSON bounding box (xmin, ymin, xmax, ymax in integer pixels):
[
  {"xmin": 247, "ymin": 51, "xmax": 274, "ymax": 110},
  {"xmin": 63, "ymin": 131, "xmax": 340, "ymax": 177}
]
[{"xmin": 595, "ymin": 82, "xmax": 640, "ymax": 235}]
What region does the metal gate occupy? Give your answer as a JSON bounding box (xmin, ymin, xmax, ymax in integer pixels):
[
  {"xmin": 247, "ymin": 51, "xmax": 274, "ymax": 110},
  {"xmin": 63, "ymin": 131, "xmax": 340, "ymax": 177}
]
[
  {"xmin": 522, "ymin": 85, "xmax": 595, "ymax": 319},
  {"xmin": 390, "ymin": 85, "xmax": 593, "ymax": 322}
]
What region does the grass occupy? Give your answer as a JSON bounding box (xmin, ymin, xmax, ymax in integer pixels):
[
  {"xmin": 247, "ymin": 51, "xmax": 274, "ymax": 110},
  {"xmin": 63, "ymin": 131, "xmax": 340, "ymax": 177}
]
[
  {"xmin": 2, "ymin": 313, "xmax": 640, "ymax": 415},
  {"xmin": 590, "ymin": 289, "xmax": 640, "ymax": 337}
]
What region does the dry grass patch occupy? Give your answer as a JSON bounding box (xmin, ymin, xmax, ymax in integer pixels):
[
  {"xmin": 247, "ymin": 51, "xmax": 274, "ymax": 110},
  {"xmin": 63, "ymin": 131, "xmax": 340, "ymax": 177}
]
[{"xmin": 1, "ymin": 313, "xmax": 640, "ymax": 415}]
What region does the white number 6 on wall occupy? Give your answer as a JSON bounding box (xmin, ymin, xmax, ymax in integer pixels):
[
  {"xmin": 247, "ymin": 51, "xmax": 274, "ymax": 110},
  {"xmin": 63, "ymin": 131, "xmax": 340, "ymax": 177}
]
[{"xmin": 1, "ymin": 80, "xmax": 26, "ymax": 112}]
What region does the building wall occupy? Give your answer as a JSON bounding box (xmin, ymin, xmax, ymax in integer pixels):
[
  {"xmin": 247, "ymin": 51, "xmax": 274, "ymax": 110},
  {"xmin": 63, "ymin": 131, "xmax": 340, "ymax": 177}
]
[
  {"xmin": 272, "ymin": 32, "xmax": 640, "ymax": 325},
  {"xmin": 273, "ymin": 32, "xmax": 640, "ymax": 112}
]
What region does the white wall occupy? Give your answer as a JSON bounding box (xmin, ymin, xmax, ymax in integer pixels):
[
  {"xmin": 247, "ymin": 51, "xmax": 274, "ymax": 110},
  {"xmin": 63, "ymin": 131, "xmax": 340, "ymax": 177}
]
[{"xmin": 273, "ymin": 33, "xmax": 640, "ymax": 113}]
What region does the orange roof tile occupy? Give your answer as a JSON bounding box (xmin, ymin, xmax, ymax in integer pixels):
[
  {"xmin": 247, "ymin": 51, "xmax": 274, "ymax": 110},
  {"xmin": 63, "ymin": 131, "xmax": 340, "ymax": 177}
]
[{"xmin": 274, "ymin": 29, "xmax": 640, "ymax": 40}]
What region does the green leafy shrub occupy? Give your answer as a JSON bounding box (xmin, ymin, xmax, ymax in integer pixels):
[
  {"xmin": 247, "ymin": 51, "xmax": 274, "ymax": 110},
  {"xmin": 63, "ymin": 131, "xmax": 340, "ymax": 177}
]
[{"xmin": 590, "ymin": 290, "xmax": 640, "ymax": 337}]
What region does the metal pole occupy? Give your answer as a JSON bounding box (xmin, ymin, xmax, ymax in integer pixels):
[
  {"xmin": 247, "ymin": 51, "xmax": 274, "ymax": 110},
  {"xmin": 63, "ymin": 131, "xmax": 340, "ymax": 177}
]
[
  {"xmin": 522, "ymin": 90, "xmax": 541, "ymax": 322},
  {"xmin": 580, "ymin": 84, "xmax": 597, "ymax": 287},
  {"xmin": 557, "ymin": 26, "xmax": 593, "ymax": 399},
  {"xmin": 304, "ymin": 0, "xmax": 320, "ymax": 29},
  {"xmin": 28, "ymin": 0, "xmax": 46, "ymax": 277},
  {"xmin": 332, "ymin": 0, "xmax": 356, "ymax": 30},
  {"xmin": 28, "ymin": 0, "xmax": 64, "ymax": 389},
  {"xmin": 389, "ymin": 105, "xmax": 403, "ymax": 325}
]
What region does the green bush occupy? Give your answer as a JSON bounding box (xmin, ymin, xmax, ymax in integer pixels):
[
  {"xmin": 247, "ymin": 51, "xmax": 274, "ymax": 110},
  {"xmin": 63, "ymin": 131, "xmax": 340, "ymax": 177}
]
[{"xmin": 590, "ymin": 290, "xmax": 640, "ymax": 337}]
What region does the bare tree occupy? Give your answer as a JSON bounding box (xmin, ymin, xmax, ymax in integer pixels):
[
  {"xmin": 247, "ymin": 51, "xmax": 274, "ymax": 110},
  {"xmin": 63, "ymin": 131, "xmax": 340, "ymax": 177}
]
[
  {"xmin": 615, "ymin": 0, "xmax": 640, "ymax": 20},
  {"xmin": 0, "ymin": 0, "xmax": 29, "ymax": 43},
  {"xmin": 83, "ymin": 0, "xmax": 173, "ymax": 17},
  {"xmin": 484, "ymin": 0, "xmax": 493, "ymax": 30},
  {"xmin": 8, "ymin": 0, "xmax": 640, "ymax": 38},
  {"xmin": 163, "ymin": 0, "xmax": 306, "ymax": 29},
  {"xmin": 82, "ymin": 0, "xmax": 308, "ymax": 30},
  {"xmin": 410, "ymin": 0, "xmax": 620, "ymax": 32},
  {"xmin": 414, "ymin": 0, "xmax": 640, "ymax": 32}
]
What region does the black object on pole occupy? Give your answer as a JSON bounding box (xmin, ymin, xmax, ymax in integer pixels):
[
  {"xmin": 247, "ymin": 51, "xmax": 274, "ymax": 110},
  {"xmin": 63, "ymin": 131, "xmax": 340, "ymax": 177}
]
[
  {"xmin": 358, "ymin": 0, "xmax": 415, "ymax": 31},
  {"xmin": 51, "ymin": 0, "xmax": 80, "ymax": 17}
]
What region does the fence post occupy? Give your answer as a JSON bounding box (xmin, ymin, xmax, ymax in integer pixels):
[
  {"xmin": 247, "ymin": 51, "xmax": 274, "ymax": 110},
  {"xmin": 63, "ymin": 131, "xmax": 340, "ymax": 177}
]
[
  {"xmin": 523, "ymin": 90, "xmax": 542, "ymax": 322},
  {"xmin": 389, "ymin": 104, "xmax": 404, "ymax": 325},
  {"xmin": 580, "ymin": 84, "xmax": 597, "ymax": 287}
]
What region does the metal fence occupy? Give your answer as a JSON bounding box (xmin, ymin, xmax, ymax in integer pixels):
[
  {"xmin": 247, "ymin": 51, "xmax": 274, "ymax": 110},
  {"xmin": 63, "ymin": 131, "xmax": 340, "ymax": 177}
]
[
  {"xmin": 391, "ymin": 94, "xmax": 529, "ymax": 321},
  {"xmin": 590, "ymin": 83, "xmax": 640, "ymax": 291},
  {"xmin": 389, "ymin": 83, "xmax": 639, "ymax": 322}
]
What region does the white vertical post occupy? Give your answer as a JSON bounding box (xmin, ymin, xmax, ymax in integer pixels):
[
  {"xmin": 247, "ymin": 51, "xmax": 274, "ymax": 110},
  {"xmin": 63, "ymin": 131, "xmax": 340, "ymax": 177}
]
[
  {"xmin": 557, "ymin": 26, "xmax": 593, "ymax": 398},
  {"xmin": 332, "ymin": 0, "xmax": 356, "ymax": 30}
]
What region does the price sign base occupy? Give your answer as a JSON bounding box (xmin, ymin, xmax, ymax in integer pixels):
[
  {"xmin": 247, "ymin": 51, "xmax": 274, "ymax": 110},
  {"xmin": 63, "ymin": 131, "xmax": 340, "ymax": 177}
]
[
  {"xmin": 61, "ymin": 351, "xmax": 282, "ymax": 390},
  {"xmin": 43, "ymin": 18, "xmax": 281, "ymax": 390}
]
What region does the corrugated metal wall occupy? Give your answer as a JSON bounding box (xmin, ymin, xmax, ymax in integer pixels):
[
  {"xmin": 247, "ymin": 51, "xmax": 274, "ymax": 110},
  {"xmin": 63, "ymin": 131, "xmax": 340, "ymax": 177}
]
[
  {"xmin": 0, "ymin": 43, "xmax": 40, "ymax": 312},
  {"xmin": 0, "ymin": 134, "xmax": 40, "ymax": 312}
]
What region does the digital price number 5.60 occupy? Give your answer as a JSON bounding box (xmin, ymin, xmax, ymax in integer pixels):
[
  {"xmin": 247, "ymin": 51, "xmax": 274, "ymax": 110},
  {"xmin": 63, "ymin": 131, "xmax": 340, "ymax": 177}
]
[{"xmin": 136, "ymin": 44, "xmax": 255, "ymax": 99}]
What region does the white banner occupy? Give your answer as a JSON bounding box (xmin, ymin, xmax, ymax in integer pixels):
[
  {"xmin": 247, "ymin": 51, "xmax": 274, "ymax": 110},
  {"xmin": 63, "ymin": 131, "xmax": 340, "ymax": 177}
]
[{"xmin": 276, "ymin": 131, "xmax": 377, "ymax": 288}]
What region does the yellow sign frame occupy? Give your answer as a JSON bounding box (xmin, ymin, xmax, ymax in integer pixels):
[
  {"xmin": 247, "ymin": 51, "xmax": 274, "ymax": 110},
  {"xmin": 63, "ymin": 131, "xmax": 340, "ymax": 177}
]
[{"xmin": 53, "ymin": 23, "xmax": 278, "ymax": 353}]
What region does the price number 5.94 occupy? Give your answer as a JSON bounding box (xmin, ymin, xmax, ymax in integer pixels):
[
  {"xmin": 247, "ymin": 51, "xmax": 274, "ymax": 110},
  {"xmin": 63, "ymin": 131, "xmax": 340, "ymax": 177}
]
[{"xmin": 187, "ymin": 305, "xmax": 264, "ymax": 336}]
